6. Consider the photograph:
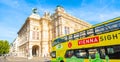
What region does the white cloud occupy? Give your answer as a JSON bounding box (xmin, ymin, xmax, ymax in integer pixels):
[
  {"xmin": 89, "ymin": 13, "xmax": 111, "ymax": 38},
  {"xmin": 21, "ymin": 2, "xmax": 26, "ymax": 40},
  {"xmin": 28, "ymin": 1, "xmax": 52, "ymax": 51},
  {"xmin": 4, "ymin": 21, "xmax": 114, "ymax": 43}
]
[
  {"xmin": 66, "ymin": 5, "xmax": 120, "ymax": 25},
  {"xmin": 0, "ymin": 0, "xmax": 19, "ymax": 8},
  {"xmin": 99, "ymin": 12, "xmax": 120, "ymax": 21}
]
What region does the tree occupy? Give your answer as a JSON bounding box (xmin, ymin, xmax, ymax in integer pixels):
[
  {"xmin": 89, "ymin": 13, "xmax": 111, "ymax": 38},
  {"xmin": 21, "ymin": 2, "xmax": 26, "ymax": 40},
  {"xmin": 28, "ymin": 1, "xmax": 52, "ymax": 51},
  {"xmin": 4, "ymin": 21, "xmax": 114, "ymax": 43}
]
[{"xmin": 0, "ymin": 40, "xmax": 10, "ymax": 55}]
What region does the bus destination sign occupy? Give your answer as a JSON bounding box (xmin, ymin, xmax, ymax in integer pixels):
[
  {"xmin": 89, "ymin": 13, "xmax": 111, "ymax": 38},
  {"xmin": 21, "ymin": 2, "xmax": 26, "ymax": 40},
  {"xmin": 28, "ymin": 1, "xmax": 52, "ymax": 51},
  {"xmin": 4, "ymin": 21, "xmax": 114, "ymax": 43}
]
[{"xmin": 78, "ymin": 36, "xmax": 99, "ymax": 45}]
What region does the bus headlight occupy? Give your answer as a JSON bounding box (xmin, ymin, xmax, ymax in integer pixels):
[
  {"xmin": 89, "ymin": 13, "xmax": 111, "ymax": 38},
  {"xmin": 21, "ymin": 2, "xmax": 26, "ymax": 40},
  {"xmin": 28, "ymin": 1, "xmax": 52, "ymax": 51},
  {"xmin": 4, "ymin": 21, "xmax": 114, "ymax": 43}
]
[{"xmin": 50, "ymin": 51, "xmax": 56, "ymax": 58}]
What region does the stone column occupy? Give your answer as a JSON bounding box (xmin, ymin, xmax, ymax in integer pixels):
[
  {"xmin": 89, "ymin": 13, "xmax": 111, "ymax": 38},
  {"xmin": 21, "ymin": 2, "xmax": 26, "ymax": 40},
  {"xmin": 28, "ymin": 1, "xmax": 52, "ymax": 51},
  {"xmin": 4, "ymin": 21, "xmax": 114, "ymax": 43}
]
[
  {"xmin": 28, "ymin": 45, "xmax": 32, "ymax": 59},
  {"xmin": 39, "ymin": 46, "xmax": 41, "ymax": 57}
]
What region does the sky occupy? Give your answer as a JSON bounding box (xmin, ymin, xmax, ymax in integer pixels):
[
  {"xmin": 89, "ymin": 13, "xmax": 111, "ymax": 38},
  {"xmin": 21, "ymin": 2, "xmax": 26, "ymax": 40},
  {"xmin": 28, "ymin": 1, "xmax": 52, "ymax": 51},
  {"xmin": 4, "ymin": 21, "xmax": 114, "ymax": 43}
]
[{"xmin": 0, "ymin": 0, "xmax": 120, "ymax": 43}]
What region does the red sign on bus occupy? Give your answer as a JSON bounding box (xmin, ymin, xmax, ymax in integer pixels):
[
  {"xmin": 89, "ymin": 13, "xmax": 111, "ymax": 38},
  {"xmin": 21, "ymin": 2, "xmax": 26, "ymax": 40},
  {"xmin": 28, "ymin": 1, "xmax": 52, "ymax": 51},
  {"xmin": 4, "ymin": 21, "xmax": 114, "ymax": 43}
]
[
  {"xmin": 68, "ymin": 42, "xmax": 72, "ymax": 48},
  {"xmin": 78, "ymin": 36, "xmax": 99, "ymax": 45}
]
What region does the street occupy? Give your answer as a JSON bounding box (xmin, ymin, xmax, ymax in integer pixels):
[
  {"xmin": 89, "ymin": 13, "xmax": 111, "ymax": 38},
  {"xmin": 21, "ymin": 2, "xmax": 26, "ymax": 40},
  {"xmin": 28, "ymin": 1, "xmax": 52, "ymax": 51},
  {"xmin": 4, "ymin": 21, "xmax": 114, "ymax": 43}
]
[{"xmin": 0, "ymin": 56, "xmax": 50, "ymax": 62}]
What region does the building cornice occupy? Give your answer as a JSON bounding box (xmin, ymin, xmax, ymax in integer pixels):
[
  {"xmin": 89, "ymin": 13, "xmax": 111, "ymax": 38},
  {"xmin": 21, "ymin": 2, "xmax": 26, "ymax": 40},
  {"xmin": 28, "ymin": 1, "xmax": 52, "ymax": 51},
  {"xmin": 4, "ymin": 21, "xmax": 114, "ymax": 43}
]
[
  {"xmin": 40, "ymin": 17, "xmax": 51, "ymax": 22},
  {"xmin": 17, "ymin": 18, "xmax": 30, "ymax": 34},
  {"xmin": 55, "ymin": 11, "xmax": 91, "ymax": 27}
]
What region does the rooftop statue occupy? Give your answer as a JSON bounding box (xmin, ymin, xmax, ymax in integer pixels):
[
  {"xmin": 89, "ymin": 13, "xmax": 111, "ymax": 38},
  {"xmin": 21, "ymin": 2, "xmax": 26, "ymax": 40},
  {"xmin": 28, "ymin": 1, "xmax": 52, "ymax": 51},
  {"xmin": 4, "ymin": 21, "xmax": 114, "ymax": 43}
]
[{"xmin": 32, "ymin": 8, "xmax": 38, "ymax": 14}]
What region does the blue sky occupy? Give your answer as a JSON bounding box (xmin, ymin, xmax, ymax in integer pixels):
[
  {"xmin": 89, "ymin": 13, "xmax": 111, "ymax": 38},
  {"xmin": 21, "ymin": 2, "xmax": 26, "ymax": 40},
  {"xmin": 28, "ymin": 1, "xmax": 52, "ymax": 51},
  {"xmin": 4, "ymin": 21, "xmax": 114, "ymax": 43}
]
[{"xmin": 0, "ymin": 0, "xmax": 120, "ymax": 43}]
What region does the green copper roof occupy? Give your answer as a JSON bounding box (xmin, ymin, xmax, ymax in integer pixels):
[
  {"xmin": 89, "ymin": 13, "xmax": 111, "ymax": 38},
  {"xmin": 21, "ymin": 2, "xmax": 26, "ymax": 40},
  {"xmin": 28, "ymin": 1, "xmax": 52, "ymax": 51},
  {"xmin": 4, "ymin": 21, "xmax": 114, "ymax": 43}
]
[{"xmin": 57, "ymin": 5, "xmax": 64, "ymax": 8}]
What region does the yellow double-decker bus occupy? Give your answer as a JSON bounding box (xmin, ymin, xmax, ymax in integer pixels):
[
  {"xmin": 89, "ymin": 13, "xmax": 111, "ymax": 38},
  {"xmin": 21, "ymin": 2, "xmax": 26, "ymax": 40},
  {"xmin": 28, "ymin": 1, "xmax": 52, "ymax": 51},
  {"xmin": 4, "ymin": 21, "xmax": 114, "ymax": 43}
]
[{"xmin": 50, "ymin": 17, "xmax": 120, "ymax": 62}]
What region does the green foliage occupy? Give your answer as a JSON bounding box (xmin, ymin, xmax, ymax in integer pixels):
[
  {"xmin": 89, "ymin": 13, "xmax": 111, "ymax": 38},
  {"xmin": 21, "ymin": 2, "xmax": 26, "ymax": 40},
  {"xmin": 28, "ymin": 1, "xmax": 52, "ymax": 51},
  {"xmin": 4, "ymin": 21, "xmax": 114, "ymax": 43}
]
[
  {"xmin": 0, "ymin": 40, "xmax": 10, "ymax": 54},
  {"xmin": 66, "ymin": 56, "xmax": 84, "ymax": 62},
  {"xmin": 89, "ymin": 53, "xmax": 104, "ymax": 62}
]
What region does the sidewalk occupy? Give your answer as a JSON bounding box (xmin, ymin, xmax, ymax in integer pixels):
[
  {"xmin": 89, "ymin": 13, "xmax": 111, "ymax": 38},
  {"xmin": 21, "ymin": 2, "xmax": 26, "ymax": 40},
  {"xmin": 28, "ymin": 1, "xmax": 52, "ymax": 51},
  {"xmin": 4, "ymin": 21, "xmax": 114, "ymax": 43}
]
[{"xmin": 0, "ymin": 56, "xmax": 50, "ymax": 62}]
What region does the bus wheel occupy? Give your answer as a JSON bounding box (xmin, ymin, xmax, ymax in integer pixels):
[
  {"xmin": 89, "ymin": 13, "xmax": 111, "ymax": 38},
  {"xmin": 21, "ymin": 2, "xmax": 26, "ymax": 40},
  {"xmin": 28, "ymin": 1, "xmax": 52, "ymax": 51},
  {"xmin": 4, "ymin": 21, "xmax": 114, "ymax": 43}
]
[{"xmin": 60, "ymin": 60, "xmax": 64, "ymax": 62}]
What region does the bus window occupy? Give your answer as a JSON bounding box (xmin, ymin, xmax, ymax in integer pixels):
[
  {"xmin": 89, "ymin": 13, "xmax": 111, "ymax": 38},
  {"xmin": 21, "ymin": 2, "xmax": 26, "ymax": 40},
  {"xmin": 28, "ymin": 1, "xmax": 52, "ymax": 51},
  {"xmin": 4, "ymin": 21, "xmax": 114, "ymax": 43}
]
[
  {"xmin": 99, "ymin": 48, "xmax": 106, "ymax": 59},
  {"xmin": 74, "ymin": 49, "xmax": 87, "ymax": 58},
  {"xmin": 62, "ymin": 36, "xmax": 68, "ymax": 42},
  {"xmin": 60, "ymin": 37, "xmax": 65, "ymax": 42},
  {"xmin": 65, "ymin": 50, "xmax": 74, "ymax": 58},
  {"xmin": 57, "ymin": 38, "xmax": 63, "ymax": 43},
  {"xmin": 56, "ymin": 39, "xmax": 60, "ymax": 43},
  {"xmin": 107, "ymin": 45, "xmax": 120, "ymax": 59},
  {"xmin": 80, "ymin": 31, "xmax": 86, "ymax": 38},
  {"xmin": 52, "ymin": 38, "xmax": 62, "ymax": 46},
  {"xmin": 86, "ymin": 29, "xmax": 94, "ymax": 36},
  {"xmin": 104, "ymin": 25, "xmax": 111, "ymax": 32},
  {"xmin": 116, "ymin": 20, "xmax": 120, "ymax": 28},
  {"xmin": 95, "ymin": 26, "xmax": 105, "ymax": 35},
  {"xmin": 107, "ymin": 48, "xmax": 114, "ymax": 54},
  {"xmin": 111, "ymin": 20, "xmax": 120, "ymax": 30},
  {"xmin": 105, "ymin": 20, "xmax": 120, "ymax": 31},
  {"xmin": 68, "ymin": 34, "xmax": 74, "ymax": 40},
  {"xmin": 74, "ymin": 32, "xmax": 80, "ymax": 39},
  {"xmin": 88, "ymin": 49, "xmax": 98, "ymax": 59},
  {"xmin": 52, "ymin": 39, "xmax": 58, "ymax": 46}
]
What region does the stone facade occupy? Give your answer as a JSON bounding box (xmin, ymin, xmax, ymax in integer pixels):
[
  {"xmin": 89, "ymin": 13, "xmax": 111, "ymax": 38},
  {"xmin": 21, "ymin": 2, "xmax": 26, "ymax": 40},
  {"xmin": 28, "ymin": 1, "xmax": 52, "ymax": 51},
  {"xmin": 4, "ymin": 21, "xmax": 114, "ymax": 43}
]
[
  {"xmin": 10, "ymin": 37, "xmax": 19, "ymax": 56},
  {"xmin": 15, "ymin": 6, "xmax": 91, "ymax": 59}
]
